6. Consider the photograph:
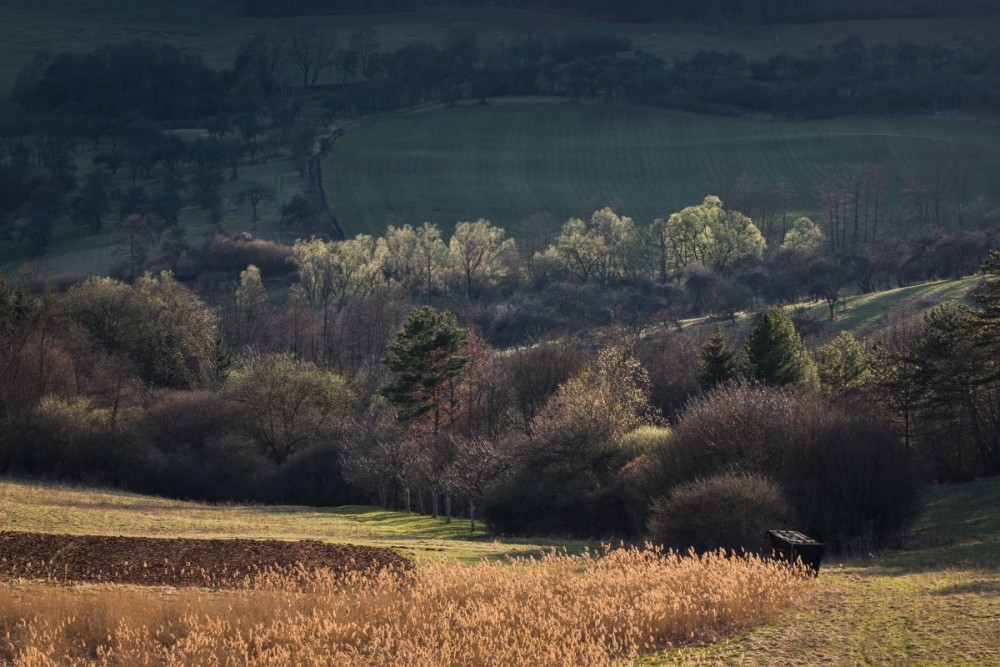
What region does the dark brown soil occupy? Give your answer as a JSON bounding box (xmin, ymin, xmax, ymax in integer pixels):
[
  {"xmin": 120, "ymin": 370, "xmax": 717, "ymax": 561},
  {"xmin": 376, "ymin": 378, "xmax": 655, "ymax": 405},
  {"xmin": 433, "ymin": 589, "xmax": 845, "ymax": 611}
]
[{"xmin": 0, "ymin": 531, "xmax": 411, "ymax": 587}]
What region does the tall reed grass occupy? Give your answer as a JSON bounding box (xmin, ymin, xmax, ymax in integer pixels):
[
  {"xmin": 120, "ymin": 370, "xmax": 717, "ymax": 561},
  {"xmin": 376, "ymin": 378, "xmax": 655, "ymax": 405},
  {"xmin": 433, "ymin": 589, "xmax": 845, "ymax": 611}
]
[{"xmin": 0, "ymin": 546, "xmax": 806, "ymax": 666}]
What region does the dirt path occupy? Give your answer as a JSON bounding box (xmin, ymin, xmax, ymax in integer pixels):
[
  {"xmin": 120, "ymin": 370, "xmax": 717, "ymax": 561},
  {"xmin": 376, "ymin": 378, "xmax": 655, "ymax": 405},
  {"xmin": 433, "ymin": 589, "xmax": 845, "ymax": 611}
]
[{"xmin": 307, "ymin": 120, "xmax": 353, "ymax": 241}]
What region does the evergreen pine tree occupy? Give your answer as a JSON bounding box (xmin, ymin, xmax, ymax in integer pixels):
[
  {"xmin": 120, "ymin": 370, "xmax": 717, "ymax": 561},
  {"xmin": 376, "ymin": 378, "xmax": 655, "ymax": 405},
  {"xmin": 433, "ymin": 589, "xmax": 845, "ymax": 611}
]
[
  {"xmin": 745, "ymin": 305, "xmax": 815, "ymax": 387},
  {"xmin": 381, "ymin": 306, "xmax": 470, "ymax": 434},
  {"xmin": 816, "ymin": 331, "xmax": 870, "ymax": 396},
  {"xmin": 696, "ymin": 324, "xmax": 737, "ymax": 390},
  {"xmin": 971, "ymin": 250, "xmax": 1000, "ymax": 377}
]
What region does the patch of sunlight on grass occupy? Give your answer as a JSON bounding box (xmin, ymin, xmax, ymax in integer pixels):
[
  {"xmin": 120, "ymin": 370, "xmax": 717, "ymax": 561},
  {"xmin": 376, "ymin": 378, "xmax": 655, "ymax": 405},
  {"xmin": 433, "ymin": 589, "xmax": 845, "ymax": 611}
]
[{"xmin": 0, "ymin": 477, "xmax": 585, "ymax": 564}]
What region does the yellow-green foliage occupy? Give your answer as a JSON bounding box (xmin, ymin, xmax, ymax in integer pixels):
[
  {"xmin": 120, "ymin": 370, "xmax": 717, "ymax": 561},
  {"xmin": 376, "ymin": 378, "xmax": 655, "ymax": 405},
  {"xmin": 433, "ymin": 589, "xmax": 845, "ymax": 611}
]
[
  {"xmin": 0, "ymin": 547, "xmax": 805, "ymax": 667},
  {"xmin": 620, "ymin": 425, "xmax": 671, "ymax": 459}
]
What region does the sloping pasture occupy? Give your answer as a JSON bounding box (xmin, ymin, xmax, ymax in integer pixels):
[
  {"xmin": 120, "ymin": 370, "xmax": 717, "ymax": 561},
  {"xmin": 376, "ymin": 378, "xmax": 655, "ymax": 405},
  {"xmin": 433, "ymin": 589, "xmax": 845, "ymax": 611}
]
[{"xmin": 324, "ymin": 104, "xmax": 1000, "ymax": 236}]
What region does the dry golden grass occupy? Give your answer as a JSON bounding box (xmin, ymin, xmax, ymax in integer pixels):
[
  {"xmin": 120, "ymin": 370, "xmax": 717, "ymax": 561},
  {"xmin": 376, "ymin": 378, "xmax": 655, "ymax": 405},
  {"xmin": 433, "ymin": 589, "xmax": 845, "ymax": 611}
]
[{"xmin": 0, "ymin": 546, "xmax": 805, "ymax": 667}]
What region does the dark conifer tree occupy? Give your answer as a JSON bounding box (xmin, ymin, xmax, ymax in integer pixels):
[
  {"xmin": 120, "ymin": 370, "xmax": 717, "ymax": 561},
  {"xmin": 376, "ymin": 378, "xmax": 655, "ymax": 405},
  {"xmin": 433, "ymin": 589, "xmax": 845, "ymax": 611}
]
[
  {"xmin": 744, "ymin": 305, "xmax": 815, "ymax": 387},
  {"xmin": 381, "ymin": 306, "xmax": 470, "ymax": 434},
  {"xmin": 695, "ymin": 324, "xmax": 738, "ymax": 390}
]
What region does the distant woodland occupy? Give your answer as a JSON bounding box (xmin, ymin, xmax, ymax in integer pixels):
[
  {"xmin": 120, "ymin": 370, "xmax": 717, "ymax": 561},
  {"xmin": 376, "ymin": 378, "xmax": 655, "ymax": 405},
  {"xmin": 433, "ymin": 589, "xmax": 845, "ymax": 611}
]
[{"xmin": 230, "ymin": 0, "xmax": 1000, "ymax": 24}]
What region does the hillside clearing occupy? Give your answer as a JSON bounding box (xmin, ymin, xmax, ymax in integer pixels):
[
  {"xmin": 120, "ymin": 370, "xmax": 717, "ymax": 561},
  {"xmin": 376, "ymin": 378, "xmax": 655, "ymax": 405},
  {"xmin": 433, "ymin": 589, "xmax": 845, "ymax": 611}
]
[{"xmin": 649, "ymin": 478, "xmax": 1000, "ymax": 665}]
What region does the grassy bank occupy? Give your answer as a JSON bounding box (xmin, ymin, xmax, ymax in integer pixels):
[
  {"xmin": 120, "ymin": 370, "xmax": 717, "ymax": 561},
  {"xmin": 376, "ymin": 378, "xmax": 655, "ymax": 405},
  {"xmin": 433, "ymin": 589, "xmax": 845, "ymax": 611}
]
[{"xmin": 677, "ymin": 275, "xmax": 981, "ymax": 339}]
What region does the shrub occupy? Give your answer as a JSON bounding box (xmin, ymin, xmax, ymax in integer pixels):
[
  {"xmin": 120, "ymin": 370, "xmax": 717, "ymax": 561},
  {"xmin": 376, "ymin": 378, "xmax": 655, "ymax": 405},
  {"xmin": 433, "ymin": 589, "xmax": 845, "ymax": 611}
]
[
  {"xmin": 194, "ymin": 235, "xmax": 293, "ymax": 279},
  {"xmin": 142, "ymin": 433, "xmax": 271, "ymax": 502},
  {"xmin": 6, "ymin": 396, "xmax": 156, "ymax": 488},
  {"xmin": 784, "ymin": 416, "xmax": 921, "ymax": 552},
  {"xmin": 263, "ymin": 442, "xmax": 364, "ymax": 507},
  {"xmin": 647, "ymin": 472, "xmax": 791, "ymax": 554},
  {"xmin": 635, "ymin": 329, "xmax": 701, "ymax": 420},
  {"xmin": 649, "ymin": 384, "xmax": 802, "ymax": 491},
  {"xmin": 647, "ymin": 384, "xmax": 920, "ymax": 552},
  {"xmin": 617, "ymin": 425, "xmax": 670, "ymax": 469},
  {"xmin": 140, "ymin": 390, "xmax": 241, "ymax": 453}
]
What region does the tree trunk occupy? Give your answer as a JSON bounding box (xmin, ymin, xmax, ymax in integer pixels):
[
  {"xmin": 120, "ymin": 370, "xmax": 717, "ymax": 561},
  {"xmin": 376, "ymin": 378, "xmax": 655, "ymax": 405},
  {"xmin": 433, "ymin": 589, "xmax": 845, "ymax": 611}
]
[
  {"xmin": 469, "ymin": 498, "xmax": 475, "ymax": 533},
  {"xmin": 445, "ymin": 494, "xmax": 452, "ymax": 523}
]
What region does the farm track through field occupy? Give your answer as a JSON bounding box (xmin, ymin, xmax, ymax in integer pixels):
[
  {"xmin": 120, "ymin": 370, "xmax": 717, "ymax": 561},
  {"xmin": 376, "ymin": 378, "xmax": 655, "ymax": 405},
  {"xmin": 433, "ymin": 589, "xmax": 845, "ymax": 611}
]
[{"xmin": 0, "ymin": 531, "xmax": 410, "ymax": 587}]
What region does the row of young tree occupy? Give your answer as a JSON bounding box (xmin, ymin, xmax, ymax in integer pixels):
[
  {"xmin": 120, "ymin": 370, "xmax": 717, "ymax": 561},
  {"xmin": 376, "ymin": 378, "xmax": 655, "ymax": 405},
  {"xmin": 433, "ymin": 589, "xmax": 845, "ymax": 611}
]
[{"xmin": 1, "ymin": 253, "xmax": 998, "ymax": 551}]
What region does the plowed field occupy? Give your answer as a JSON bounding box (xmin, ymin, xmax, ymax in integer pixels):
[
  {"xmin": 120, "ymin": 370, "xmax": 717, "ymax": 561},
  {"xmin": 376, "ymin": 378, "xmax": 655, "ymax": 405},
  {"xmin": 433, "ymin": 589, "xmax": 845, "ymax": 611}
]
[{"xmin": 0, "ymin": 531, "xmax": 410, "ymax": 587}]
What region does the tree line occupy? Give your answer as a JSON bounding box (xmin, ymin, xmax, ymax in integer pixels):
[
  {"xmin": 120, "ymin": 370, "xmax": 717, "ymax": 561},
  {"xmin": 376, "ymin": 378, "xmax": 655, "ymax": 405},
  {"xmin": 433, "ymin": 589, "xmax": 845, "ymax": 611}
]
[
  {"xmin": 302, "ymin": 28, "xmax": 1000, "ymax": 119},
  {"xmin": 230, "ymin": 0, "xmax": 999, "ymax": 24},
  {"xmin": 13, "ymin": 29, "xmax": 1000, "ymax": 123}
]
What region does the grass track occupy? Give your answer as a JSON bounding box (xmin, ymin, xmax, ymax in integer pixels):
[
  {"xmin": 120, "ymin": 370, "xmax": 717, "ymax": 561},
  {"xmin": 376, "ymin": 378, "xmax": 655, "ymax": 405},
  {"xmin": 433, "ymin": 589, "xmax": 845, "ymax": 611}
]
[
  {"xmin": 324, "ymin": 104, "xmax": 1000, "ymax": 236},
  {"xmin": 677, "ymin": 275, "xmax": 981, "ymax": 340}
]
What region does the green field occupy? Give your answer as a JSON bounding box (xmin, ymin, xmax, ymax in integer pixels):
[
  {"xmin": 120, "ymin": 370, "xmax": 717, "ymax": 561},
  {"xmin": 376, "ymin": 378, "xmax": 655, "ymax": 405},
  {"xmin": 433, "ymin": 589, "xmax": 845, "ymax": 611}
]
[
  {"xmin": 3, "ymin": 0, "xmax": 1000, "ymax": 94},
  {"xmin": 325, "ymin": 103, "xmax": 1000, "ymax": 236},
  {"xmin": 2, "ymin": 475, "xmax": 998, "ymax": 664},
  {"xmin": 13, "ymin": 104, "xmax": 1000, "ymax": 285},
  {"xmin": 793, "ymin": 275, "xmax": 981, "ymax": 336}
]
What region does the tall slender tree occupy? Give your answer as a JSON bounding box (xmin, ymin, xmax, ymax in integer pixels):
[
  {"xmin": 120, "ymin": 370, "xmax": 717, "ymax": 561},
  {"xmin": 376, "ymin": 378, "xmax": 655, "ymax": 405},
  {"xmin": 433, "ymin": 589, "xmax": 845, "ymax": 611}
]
[{"xmin": 696, "ymin": 324, "xmax": 738, "ymax": 390}]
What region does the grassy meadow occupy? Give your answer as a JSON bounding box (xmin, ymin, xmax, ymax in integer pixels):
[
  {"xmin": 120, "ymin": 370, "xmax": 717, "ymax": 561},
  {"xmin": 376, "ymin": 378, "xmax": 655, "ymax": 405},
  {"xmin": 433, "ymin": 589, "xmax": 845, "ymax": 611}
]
[
  {"xmin": 4, "ymin": 0, "xmax": 1000, "ymax": 94},
  {"xmin": 324, "ymin": 104, "xmax": 1000, "ymax": 236},
  {"xmin": 1, "ymin": 476, "xmax": 998, "ymax": 664}
]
